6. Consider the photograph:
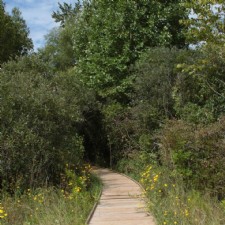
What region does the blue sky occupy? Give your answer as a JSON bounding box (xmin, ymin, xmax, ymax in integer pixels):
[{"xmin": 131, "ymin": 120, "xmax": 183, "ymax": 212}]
[{"xmin": 5, "ymin": 0, "xmax": 74, "ymax": 51}]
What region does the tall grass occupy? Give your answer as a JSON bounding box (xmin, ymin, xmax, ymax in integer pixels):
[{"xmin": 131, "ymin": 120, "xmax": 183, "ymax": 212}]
[
  {"xmin": 0, "ymin": 170, "xmax": 101, "ymax": 225},
  {"xmin": 140, "ymin": 165, "xmax": 225, "ymax": 225},
  {"xmin": 117, "ymin": 156, "xmax": 225, "ymax": 225}
]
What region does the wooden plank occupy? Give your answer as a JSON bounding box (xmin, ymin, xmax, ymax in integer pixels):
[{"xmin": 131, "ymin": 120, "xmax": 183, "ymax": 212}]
[{"xmin": 88, "ymin": 168, "xmax": 155, "ymax": 225}]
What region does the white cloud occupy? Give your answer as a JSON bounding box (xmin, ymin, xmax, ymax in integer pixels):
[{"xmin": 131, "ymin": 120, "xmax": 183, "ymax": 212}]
[{"xmin": 4, "ymin": 0, "xmax": 75, "ymax": 51}]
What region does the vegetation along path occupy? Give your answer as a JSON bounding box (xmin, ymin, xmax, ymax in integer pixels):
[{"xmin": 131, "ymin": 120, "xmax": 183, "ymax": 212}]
[{"xmin": 88, "ymin": 168, "xmax": 155, "ymax": 225}]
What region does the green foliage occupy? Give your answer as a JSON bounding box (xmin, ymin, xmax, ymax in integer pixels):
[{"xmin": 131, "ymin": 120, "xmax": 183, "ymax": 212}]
[
  {"xmin": 0, "ymin": 3, "xmax": 33, "ymax": 65},
  {"xmin": 174, "ymin": 2, "xmax": 225, "ymax": 124},
  {"xmin": 39, "ymin": 26, "xmax": 75, "ymax": 71},
  {"xmin": 10, "ymin": 8, "xmax": 33, "ymax": 54},
  {"xmin": 140, "ymin": 165, "xmax": 225, "ymax": 225},
  {"xmin": 52, "ymin": 1, "xmax": 81, "ymax": 27},
  {"xmin": 71, "ymin": 0, "xmax": 188, "ymax": 100},
  {"xmin": 0, "ymin": 166, "xmax": 101, "ymax": 225},
  {"xmin": 132, "ymin": 47, "xmax": 181, "ymax": 131},
  {"xmin": 41, "ymin": 0, "xmax": 189, "ymax": 169},
  {"xmin": 181, "ymin": 0, "xmax": 225, "ymax": 45},
  {"xmin": 113, "ymin": 47, "xmax": 183, "ymax": 170},
  {"xmin": 102, "ymin": 102, "xmax": 134, "ymax": 167},
  {"xmin": 116, "ymin": 149, "xmax": 157, "ymax": 180},
  {"xmin": 158, "ymin": 119, "xmax": 225, "ymax": 197},
  {"xmin": 174, "ymin": 44, "xmax": 225, "ymax": 123},
  {"xmin": 0, "ymin": 56, "xmax": 87, "ymax": 191},
  {"xmin": 100, "ymin": 47, "xmax": 184, "ymax": 168}
]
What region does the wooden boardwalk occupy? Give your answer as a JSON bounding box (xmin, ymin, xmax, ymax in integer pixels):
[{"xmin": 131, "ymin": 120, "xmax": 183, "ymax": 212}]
[{"xmin": 88, "ymin": 168, "xmax": 155, "ymax": 225}]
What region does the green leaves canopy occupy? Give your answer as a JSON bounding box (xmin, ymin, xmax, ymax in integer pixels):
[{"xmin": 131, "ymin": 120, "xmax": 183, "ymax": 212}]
[
  {"xmin": 181, "ymin": 0, "xmax": 225, "ymax": 45},
  {"xmin": 70, "ymin": 0, "xmax": 187, "ymax": 100},
  {"xmin": 0, "ymin": 1, "xmax": 33, "ymax": 65}
]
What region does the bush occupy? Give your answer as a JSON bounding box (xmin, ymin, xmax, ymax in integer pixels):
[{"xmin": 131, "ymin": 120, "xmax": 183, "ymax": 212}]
[
  {"xmin": 158, "ymin": 118, "xmax": 225, "ymax": 198},
  {"xmin": 174, "ymin": 44, "xmax": 225, "ymax": 123},
  {"xmin": 0, "ymin": 56, "xmax": 86, "ymax": 191}
]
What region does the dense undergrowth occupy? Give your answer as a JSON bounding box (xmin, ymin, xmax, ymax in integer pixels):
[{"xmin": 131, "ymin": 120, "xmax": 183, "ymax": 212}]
[
  {"xmin": 140, "ymin": 165, "xmax": 225, "ymax": 225},
  {"xmin": 0, "ymin": 165, "xmax": 101, "ymax": 225},
  {"xmin": 117, "ymin": 155, "xmax": 225, "ymax": 225}
]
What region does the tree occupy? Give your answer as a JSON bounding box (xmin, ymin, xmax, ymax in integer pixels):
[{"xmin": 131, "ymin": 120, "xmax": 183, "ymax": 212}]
[
  {"xmin": 174, "ymin": 44, "xmax": 225, "ymax": 123},
  {"xmin": 39, "ymin": 25, "xmax": 75, "ymax": 71},
  {"xmin": 181, "ymin": 0, "xmax": 225, "ymax": 45},
  {"xmin": 52, "ymin": 1, "xmax": 81, "ymax": 27},
  {"xmin": 71, "ymin": 0, "xmax": 188, "ymax": 101},
  {"xmin": 11, "ymin": 8, "xmax": 33, "ymax": 55},
  {"xmin": 0, "ymin": 1, "xmax": 33, "ymax": 65},
  {"xmin": 175, "ymin": 1, "xmax": 225, "ymax": 123},
  {"xmin": 133, "ymin": 47, "xmax": 181, "ymax": 130}
]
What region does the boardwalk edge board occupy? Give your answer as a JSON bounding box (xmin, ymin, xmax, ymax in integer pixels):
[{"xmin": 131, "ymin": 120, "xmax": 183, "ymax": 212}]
[{"xmin": 85, "ymin": 175, "xmax": 103, "ymax": 225}]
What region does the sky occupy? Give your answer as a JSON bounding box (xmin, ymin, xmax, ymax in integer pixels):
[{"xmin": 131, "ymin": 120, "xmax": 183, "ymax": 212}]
[{"xmin": 4, "ymin": 0, "xmax": 75, "ymax": 51}]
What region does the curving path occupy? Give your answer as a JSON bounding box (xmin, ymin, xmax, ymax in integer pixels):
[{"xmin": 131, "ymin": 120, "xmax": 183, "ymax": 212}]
[{"xmin": 88, "ymin": 168, "xmax": 155, "ymax": 225}]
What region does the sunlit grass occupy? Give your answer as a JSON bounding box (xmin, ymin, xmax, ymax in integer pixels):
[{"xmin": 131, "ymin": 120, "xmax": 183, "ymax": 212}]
[
  {"xmin": 0, "ymin": 166, "xmax": 101, "ymax": 225},
  {"xmin": 140, "ymin": 165, "xmax": 225, "ymax": 225}
]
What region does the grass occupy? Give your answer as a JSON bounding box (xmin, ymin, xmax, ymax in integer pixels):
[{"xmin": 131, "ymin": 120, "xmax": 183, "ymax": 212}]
[
  {"xmin": 140, "ymin": 165, "xmax": 225, "ymax": 225},
  {"xmin": 0, "ymin": 167, "xmax": 102, "ymax": 225},
  {"xmin": 117, "ymin": 156, "xmax": 225, "ymax": 225}
]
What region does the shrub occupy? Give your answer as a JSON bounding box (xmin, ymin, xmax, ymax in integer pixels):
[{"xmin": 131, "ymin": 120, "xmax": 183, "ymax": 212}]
[
  {"xmin": 174, "ymin": 44, "xmax": 225, "ymax": 123},
  {"xmin": 158, "ymin": 118, "xmax": 225, "ymax": 198},
  {"xmin": 0, "ymin": 56, "xmax": 86, "ymax": 191}
]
